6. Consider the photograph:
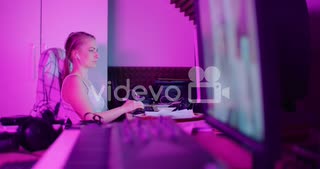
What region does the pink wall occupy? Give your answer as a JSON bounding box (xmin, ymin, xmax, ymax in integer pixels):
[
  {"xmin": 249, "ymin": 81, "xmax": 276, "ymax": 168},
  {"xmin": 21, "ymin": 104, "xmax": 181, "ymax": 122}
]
[
  {"xmin": 41, "ymin": 0, "xmax": 108, "ymax": 53},
  {"xmin": 108, "ymin": 0, "xmax": 195, "ymax": 67},
  {"xmin": 0, "ymin": 0, "xmax": 108, "ymax": 117},
  {"xmin": 40, "ymin": 0, "xmax": 109, "ymax": 102},
  {"xmin": 0, "ymin": 0, "xmax": 40, "ymax": 117}
]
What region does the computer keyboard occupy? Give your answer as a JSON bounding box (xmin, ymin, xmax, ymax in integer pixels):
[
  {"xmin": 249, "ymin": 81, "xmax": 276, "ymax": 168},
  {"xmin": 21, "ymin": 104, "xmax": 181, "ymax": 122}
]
[
  {"xmin": 34, "ymin": 118, "xmax": 221, "ymax": 169},
  {"xmin": 111, "ymin": 117, "xmax": 218, "ymax": 169}
]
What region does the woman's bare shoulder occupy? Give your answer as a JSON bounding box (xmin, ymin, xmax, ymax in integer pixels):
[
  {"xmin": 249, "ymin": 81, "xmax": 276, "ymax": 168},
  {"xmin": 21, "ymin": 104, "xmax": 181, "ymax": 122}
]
[
  {"xmin": 62, "ymin": 75, "xmax": 87, "ymax": 100},
  {"xmin": 62, "ymin": 74, "xmax": 84, "ymax": 89}
]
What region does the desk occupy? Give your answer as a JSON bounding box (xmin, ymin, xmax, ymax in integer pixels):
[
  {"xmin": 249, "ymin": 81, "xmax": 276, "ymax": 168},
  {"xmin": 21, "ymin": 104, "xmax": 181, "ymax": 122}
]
[
  {"xmin": 0, "ymin": 120, "xmax": 252, "ymax": 169},
  {"xmin": 177, "ymin": 120, "xmax": 252, "ymax": 169},
  {"xmin": 0, "ymin": 150, "xmax": 45, "ymax": 168}
]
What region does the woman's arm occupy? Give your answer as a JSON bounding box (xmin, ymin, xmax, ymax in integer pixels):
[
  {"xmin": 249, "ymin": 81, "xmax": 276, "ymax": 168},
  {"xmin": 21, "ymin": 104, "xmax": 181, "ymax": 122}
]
[
  {"xmin": 98, "ymin": 100, "xmax": 143, "ymax": 122},
  {"xmin": 61, "ymin": 75, "xmax": 143, "ymax": 123}
]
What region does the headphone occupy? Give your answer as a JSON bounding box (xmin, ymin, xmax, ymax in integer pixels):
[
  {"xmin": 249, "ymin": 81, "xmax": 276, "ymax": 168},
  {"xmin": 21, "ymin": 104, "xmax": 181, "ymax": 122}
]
[{"xmin": 0, "ymin": 110, "xmax": 63, "ymax": 152}]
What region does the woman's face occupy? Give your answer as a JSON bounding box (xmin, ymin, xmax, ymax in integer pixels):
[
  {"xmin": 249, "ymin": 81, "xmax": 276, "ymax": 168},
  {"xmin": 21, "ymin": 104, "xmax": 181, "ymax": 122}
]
[{"xmin": 76, "ymin": 38, "xmax": 99, "ymax": 68}]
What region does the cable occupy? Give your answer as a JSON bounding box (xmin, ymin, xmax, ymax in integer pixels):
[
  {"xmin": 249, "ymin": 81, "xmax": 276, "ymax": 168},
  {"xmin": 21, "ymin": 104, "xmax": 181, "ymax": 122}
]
[{"xmin": 30, "ymin": 49, "xmax": 61, "ymax": 118}]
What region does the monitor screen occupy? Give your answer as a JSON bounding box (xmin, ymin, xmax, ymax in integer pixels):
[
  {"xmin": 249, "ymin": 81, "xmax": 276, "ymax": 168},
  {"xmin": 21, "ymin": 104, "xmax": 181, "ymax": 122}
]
[{"xmin": 196, "ymin": 0, "xmax": 264, "ymax": 141}]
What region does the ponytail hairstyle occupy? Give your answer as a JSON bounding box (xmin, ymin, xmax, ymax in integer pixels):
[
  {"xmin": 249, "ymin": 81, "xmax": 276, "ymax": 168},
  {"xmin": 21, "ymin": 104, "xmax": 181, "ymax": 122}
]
[{"xmin": 63, "ymin": 32, "xmax": 96, "ymax": 80}]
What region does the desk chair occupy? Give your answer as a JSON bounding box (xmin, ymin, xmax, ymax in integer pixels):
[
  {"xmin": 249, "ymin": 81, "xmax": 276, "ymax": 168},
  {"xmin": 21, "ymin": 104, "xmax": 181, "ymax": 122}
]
[
  {"xmin": 31, "ymin": 48, "xmax": 69, "ymax": 120},
  {"xmin": 0, "ymin": 48, "xmax": 67, "ymax": 153}
]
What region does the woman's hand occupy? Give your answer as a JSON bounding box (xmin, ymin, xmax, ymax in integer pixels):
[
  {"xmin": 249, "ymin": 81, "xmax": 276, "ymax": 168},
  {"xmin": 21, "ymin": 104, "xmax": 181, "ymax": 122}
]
[{"xmin": 121, "ymin": 100, "xmax": 144, "ymax": 113}]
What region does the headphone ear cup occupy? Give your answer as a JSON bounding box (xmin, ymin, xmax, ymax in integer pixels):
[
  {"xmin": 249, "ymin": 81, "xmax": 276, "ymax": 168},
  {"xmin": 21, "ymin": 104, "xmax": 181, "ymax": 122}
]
[{"xmin": 17, "ymin": 118, "xmax": 57, "ymax": 152}]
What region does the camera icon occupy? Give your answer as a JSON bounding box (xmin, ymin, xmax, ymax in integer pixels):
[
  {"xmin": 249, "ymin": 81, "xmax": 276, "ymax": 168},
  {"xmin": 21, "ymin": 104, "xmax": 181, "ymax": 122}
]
[{"xmin": 188, "ymin": 66, "xmax": 230, "ymax": 103}]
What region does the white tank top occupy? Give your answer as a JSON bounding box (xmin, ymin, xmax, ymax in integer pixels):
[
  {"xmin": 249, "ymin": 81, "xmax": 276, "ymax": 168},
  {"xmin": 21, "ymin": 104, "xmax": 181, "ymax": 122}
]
[{"xmin": 60, "ymin": 73, "xmax": 106, "ymax": 124}]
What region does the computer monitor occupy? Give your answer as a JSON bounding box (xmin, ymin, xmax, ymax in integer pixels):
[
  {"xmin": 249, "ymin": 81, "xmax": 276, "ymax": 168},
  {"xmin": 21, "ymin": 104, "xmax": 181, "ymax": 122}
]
[{"xmin": 194, "ymin": 0, "xmax": 310, "ymax": 168}]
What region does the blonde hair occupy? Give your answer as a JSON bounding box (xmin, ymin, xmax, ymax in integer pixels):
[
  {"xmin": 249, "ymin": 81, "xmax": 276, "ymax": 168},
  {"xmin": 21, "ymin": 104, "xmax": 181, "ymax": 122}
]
[{"xmin": 63, "ymin": 32, "xmax": 95, "ymax": 79}]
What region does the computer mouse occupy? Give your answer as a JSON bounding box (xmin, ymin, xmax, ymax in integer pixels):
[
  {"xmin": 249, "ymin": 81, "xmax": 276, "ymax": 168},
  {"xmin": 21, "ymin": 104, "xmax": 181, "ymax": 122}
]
[{"xmin": 133, "ymin": 108, "xmax": 145, "ymax": 115}]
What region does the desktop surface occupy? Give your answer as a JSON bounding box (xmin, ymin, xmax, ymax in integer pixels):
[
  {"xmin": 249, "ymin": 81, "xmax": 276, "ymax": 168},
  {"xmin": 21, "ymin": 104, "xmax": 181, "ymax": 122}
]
[
  {"xmin": 110, "ymin": 118, "xmax": 216, "ymax": 169},
  {"xmin": 0, "ymin": 118, "xmax": 257, "ymax": 169},
  {"xmin": 33, "ymin": 117, "xmax": 222, "ymax": 169}
]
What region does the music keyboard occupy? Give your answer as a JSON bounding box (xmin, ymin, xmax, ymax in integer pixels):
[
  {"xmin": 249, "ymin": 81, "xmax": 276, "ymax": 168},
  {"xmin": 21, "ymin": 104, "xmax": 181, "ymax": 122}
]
[
  {"xmin": 33, "ymin": 118, "xmax": 221, "ymax": 169},
  {"xmin": 64, "ymin": 125, "xmax": 111, "ymax": 169}
]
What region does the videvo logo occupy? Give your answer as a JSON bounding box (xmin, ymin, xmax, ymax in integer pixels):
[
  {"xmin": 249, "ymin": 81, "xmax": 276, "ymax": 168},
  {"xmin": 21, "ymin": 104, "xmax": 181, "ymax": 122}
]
[{"xmin": 188, "ymin": 66, "xmax": 230, "ymax": 103}]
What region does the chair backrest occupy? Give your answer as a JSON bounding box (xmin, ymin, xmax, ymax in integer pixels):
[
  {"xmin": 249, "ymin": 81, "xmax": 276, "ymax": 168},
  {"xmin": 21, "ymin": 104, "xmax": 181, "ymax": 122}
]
[{"xmin": 31, "ymin": 48, "xmax": 67, "ymax": 118}]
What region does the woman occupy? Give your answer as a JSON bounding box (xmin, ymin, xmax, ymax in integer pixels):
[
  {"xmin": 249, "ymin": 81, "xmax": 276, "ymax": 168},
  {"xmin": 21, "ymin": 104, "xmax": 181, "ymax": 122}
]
[{"xmin": 61, "ymin": 32, "xmax": 143, "ymax": 123}]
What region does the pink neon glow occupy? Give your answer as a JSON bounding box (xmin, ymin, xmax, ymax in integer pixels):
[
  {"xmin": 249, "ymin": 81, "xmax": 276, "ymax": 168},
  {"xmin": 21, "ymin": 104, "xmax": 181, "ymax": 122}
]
[
  {"xmin": 109, "ymin": 0, "xmax": 195, "ymax": 67},
  {"xmin": 0, "ymin": 1, "xmax": 40, "ymax": 117},
  {"xmin": 0, "ymin": 0, "xmax": 108, "ymax": 117},
  {"xmin": 5, "ymin": 0, "xmax": 317, "ymax": 117},
  {"xmin": 307, "ymin": 0, "xmax": 320, "ymax": 12}
]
